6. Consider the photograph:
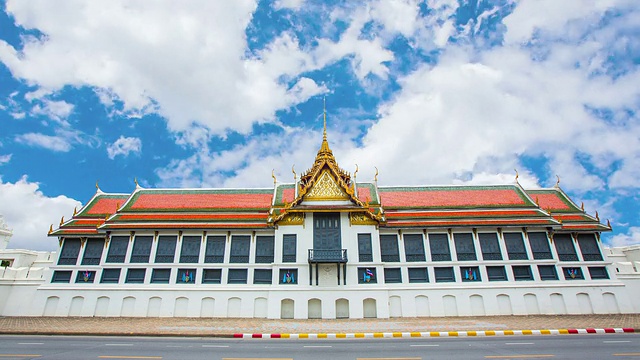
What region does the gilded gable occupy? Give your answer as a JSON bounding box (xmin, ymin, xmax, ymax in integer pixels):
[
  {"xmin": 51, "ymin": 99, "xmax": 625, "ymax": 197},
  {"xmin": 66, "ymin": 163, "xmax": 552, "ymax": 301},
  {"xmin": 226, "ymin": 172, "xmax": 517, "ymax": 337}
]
[{"xmin": 304, "ymin": 170, "xmax": 349, "ymax": 201}]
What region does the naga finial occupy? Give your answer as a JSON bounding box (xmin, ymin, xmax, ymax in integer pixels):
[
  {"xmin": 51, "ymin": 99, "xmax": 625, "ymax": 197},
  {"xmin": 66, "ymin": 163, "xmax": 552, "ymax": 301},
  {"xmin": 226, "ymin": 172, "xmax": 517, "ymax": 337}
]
[
  {"xmin": 514, "ymin": 169, "xmax": 519, "ymax": 182},
  {"xmin": 354, "ymin": 164, "xmax": 359, "ymax": 178},
  {"xmin": 48, "ymin": 224, "xmax": 53, "ymax": 234},
  {"xmin": 59, "ymin": 216, "xmax": 64, "ymax": 226},
  {"xmin": 607, "ymin": 219, "xmax": 611, "ymax": 228},
  {"xmin": 374, "ymin": 166, "xmax": 379, "ymax": 182},
  {"xmin": 595, "ymin": 210, "xmax": 599, "ymax": 221},
  {"xmin": 555, "ymin": 175, "xmax": 560, "ymax": 188},
  {"xmin": 73, "ymin": 207, "xmax": 77, "ymax": 216},
  {"xmin": 134, "ymin": 177, "xmax": 139, "ymax": 188},
  {"xmin": 292, "ymin": 165, "xmax": 296, "ymax": 181},
  {"xmin": 272, "ymin": 169, "xmax": 277, "ymax": 185},
  {"xmin": 581, "ymin": 202, "xmax": 584, "ymax": 211}
]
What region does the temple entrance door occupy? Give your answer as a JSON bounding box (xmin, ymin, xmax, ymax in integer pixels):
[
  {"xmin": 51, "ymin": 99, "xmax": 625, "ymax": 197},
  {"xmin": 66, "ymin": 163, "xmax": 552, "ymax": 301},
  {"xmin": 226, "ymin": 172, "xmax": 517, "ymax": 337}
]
[{"xmin": 313, "ymin": 213, "xmax": 341, "ymax": 251}]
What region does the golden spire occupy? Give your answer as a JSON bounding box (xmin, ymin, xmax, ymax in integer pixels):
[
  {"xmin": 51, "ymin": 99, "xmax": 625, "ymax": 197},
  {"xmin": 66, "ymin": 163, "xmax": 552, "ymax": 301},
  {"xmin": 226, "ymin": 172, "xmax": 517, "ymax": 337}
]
[
  {"xmin": 323, "ymin": 96, "xmax": 327, "ymax": 140},
  {"xmin": 555, "ymin": 175, "xmax": 560, "ymax": 188},
  {"xmin": 514, "ymin": 169, "xmax": 519, "ymax": 182}
]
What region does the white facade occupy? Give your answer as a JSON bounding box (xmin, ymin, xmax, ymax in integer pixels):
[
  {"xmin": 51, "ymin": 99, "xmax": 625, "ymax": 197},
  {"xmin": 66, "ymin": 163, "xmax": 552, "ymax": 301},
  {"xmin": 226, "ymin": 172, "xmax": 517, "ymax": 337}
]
[{"xmin": 1, "ymin": 213, "xmax": 639, "ymax": 319}]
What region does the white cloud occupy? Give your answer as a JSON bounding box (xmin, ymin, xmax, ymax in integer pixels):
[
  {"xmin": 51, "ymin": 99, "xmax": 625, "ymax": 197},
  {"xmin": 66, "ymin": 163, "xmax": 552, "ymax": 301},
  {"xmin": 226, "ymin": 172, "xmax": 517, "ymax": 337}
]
[
  {"xmin": 273, "ymin": 0, "xmax": 305, "ymax": 10},
  {"xmin": 107, "ymin": 136, "xmax": 142, "ymax": 159},
  {"xmin": 15, "ymin": 132, "xmax": 72, "ymax": 152},
  {"xmin": 0, "ymin": 176, "xmax": 81, "ymax": 251},
  {"xmin": 30, "ymin": 99, "xmax": 74, "ymax": 123},
  {"xmin": 0, "ymin": 154, "xmax": 11, "ymax": 165},
  {"xmin": 608, "ymin": 226, "xmax": 640, "ymax": 247}
]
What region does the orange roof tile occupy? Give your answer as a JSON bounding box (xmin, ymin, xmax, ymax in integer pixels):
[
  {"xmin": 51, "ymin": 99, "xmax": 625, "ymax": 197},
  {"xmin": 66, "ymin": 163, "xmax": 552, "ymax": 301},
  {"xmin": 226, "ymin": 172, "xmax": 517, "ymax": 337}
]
[
  {"xmin": 380, "ymin": 189, "xmax": 527, "ymax": 208},
  {"xmin": 534, "ymin": 193, "xmax": 572, "ymax": 211},
  {"xmin": 130, "ymin": 193, "xmax": 273, "ymax": 210}
]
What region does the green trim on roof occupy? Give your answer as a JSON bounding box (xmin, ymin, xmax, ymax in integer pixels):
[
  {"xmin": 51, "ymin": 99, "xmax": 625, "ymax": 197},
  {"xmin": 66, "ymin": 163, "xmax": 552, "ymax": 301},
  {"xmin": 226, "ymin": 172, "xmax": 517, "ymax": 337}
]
[{"xmin": 76, "ymin": 194, "xmax": 129, "ymax": 218}]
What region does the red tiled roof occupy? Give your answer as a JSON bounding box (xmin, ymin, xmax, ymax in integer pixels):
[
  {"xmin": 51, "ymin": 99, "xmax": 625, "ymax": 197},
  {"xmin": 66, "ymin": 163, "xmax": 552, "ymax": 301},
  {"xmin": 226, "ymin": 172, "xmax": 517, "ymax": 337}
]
[
  {"xmin": 282, "ymin": 188, "xmax": 295, "ymax": 203},
  {"xmin": 357, "ymin": 187, "xmax": 372, "ymax": 202},
  {"xmin": 385, "ymin": 218, "xmax": 556, "ymax": 227},
  {"xmin": 554, "ymin": 214, "xmax": 592, "ymax": 222},
  {"xmin": 380, "ymin": 189, "xmax": 527, "ymax": 208},
  {"xmin": 85, "ymin": 197, "xmax": 124, "ymax": 215},
  {"xmin": 115, "ymin": 213, "xmax": 267, "ymax": 221},
  {"xmin": 534, "ymin": 193, "xmax": 572, "ymax": 211},
  {"xmin": 130, "ymin": 193, "xmax": 273, "ymax": 210},
  {"xmin": 385, "ymin": 209, "xmax": 544, "ymax": 219},
  {"xmin": 101, "ymin": 223, "xmax": 269, "ymax": 229}
]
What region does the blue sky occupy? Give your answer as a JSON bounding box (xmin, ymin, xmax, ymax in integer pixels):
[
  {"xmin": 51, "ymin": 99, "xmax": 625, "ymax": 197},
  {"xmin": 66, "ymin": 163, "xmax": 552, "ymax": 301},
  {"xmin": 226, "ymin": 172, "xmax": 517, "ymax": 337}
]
[{"xmin": 1, "ymin": 0, "xmax": 639, "ymax": 250}]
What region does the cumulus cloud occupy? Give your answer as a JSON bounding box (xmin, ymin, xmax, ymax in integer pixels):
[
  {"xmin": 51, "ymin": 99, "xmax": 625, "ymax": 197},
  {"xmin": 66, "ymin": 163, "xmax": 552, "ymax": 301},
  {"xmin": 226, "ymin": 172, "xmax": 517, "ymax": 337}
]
[
  {"xmin": 14, "ymin": 132, "xmax": 72, "ymax": 152},
  {"xmin": 0, "ymin": 176, "xmax": 81, "ymax": 251},
  {"xmin": 0, "ymin": 154, "xmax": 11, "ymax": 165},
  {"xmin": 608, "ymin": 227, "xmax": 640, "ymax": 247},
  {"xmin": 107, "ymin": 136, "xmax": 142, "ymax": 159}
]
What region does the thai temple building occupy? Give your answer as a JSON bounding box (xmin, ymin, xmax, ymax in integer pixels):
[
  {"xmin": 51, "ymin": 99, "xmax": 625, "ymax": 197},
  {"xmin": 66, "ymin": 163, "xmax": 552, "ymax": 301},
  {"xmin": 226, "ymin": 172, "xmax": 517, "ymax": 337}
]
[{"xmin": 1, "ymin": 117, "xmax": 640, "ymax": 319}]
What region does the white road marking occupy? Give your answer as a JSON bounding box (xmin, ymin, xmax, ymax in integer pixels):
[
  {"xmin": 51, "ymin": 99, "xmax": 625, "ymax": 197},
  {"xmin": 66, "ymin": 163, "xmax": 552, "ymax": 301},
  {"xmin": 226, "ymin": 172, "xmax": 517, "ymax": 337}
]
[
  {"xmin": 202, "ymin": 345, "xmax": 230, "ymax": 348},
  {"xmin": 17, "ymin": 343, "xmax": 44, "ymax": 345},
  {"xmin": 410, "ymin": 344, "xmax": 440, "ymax": 347},
  {"xmin": 505, "ymin": 342, "xmax": 535, "ymax": 345},
  {"xmin": 104, "ymin": 343, "xmax": 134, "ymax": 346},
  {"xmin": 604, "ymin": 340, "xmax": 631, "ymax": 343},
  {"xmin": 303, "ymin": 345, "xmax": 332, "ymax": 348}
]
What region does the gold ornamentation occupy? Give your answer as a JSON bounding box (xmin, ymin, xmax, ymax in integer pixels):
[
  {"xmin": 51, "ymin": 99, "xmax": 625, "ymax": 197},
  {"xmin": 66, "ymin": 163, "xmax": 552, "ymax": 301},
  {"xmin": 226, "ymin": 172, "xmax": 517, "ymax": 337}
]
[
  {"xmin": 514, "ymin": 169, "xmax": 519, "ymax": 182},
  {"xmin": 374, "ymin": 167, "xmax": 378, "ymax": 182},
  {"xmin": 48, "ymin": 224, "xmax": 53, "ymax": 234},
  {"xmin": 73, "ymin": 207, "xmax": 77, "ymax": 216},
  {"xmin": 305, "ymin": 170, "xmax": 349, "ymax": 200},
  {"xmin": 555, "ymin": 175, "xmax": 560, "ymax": 188},
  {"xmin": 272, "ymin": 169, "xmax": 276, "ymax": 185},
  {"xmin": 279, "ymin": 213, "xmax": 305, "ymax": 225},
  {"xmin": 60, "ymin": 216, "xmax": 64, "ymax": 226},
  {"xmin": 349, "ymin": 212, "xmax": 378, "ymax": 225}
]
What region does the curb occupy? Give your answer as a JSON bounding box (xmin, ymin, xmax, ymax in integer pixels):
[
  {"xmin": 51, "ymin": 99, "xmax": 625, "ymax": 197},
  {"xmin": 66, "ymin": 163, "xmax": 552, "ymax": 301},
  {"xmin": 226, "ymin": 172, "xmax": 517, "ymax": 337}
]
[{"xmin": 233, "ymin": 328, "xmax": 639, "ymax": 339}]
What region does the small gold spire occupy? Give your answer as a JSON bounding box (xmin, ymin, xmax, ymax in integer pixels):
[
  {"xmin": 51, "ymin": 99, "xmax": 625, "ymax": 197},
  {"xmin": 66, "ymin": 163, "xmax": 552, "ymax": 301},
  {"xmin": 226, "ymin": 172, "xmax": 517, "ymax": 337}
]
[
  {"xmin": 272, "ymin": 169, "xmax": 276, "ymax": 185},
  {"xmin": 292, "ymin": 165, "xmax": 296, "ymax": 181},
  {"xmin": 535, "ymin": 197, "xmax": 540, "ymax": 207},
  {"xmin": 95, "ymin": 180, "xmax": 99, "ymax": 190},
  {"xmin": 48, "ymin": 224, "xmax": 53, "ymax": 234},
  {"xmin": 134, "ymin": 177, "xmax": 139, "ymax": 187},
  {"xmin": 514, "ymin": 169, "xmax": 519, "ymax": 182},
  {"xmin": 374, "ymin": 167, "xmax": 379, "ymax": 182},
  {"xmin": 607, "ymin": 219, "xmax": 611, "ymax": 228},
  {"xmin": 354, "ymin": 164, "xmax": 359, "ymax": 178},
  {"xmin": 73, "ymin": 207, "xmax": 77, "ymax": 216},
  {"xmin": 595, "ymin": 210, "xmax": 599, "ymax": 221},
  {"xmin": 581, "ymin": 202, "xmax": 584, "ymax": 211},
  {"xmin": 555, "ymin": 175, "xmax": 560, "ymax": 188},
  {"xmin": 323, "ymin": 96, "xmax": 327, "ymax": 140},
  {"xmin": 59, "ymin": 216, "xmax": 64, "ymax": 226}
]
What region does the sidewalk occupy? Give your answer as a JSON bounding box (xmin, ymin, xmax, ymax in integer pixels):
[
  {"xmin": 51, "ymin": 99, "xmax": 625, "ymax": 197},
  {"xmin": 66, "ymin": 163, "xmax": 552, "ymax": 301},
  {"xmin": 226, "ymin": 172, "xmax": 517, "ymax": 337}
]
[{"xmin": 0, "ymin": 314, "xmax": 639, "ymax": 337}]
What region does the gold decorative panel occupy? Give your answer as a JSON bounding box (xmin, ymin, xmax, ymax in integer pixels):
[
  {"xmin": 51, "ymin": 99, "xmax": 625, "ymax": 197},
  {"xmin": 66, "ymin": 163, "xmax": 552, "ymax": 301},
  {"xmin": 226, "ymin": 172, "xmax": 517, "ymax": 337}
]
[
  {"xmin": 350, "ymin": 212, "xmax": 378, "ymax": 225},
  {"xmin": 278, "ymin": 213, "xmax": 305, "ymax": 226},
  {"xmin": 304, "ymin": 170, "xmax": 349, "ymax": 200}
]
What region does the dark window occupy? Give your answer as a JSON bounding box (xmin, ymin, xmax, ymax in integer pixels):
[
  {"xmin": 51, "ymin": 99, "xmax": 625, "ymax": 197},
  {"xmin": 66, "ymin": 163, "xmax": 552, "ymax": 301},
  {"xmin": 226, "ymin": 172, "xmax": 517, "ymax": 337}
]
[
  {"xmin": 487, "ymin": 266, "xmax": 508, "ymax": 281},
  {"xmin": 384, "ymin": 268, "xmax": 402, "ymax": 283},
  {"xmin": 380, "ymin": 235, "xmax": 400, "ymax": 262},
  {"xmin": 58, "ymin": 238, "xmax": 81, "ymax": 265},
  {"xmin": 554, "ymin": 234, "xmax": 579, "ymax": 261},
  {"xmin": 155, "ymin": 236, "xmax": 177, "ymax": 263},
  {"xmin": 429, "ymin": 234, "xmax": 451, "ymax": 261},
  {"xmin": 228, "ymin": 269, "xmax": 248, "ymax": 284},
  {"xmin": 125, "ymin": 268, "xmax": 146, "ymax": 283},
  {"xmin": 479, "ymin": 233, "xmax": 502, "ymax": 260},
  {"xmin": 205, "ymin": 236, "xmax": 225, "ymax": 263},
  {"xmin": 358, "ymin": 267, "xmax": 377, "ymax": 284},
  {"xmin": 504, "ymin": 232, "xmax": 528, "ymax": 260},
  {"xmin": 404, "ymin": 234, "xmax": 426, "ymax": 262},
  {"xmin": 51, "ymin": 270, "xmax": 72, "ymax": 283},
  {"xmin": 179, "ymin": 236, "xmax": 201, "ymax": 263},
  {"xmin": 81, "ymin": 239, "xmax": 105, "ymax": 265},
  {"xmin": 100, "ymin": 268, "xmax": 121, "ymax": 283},
  {"xmin": 129, "ymin": 236, "xmax": 153, "ymax": 263},
  {"xmin": 434, "ymin": 267, "xmax": 455, "ymax": 282},
  {"xmin": 230, "ymin": 236, "xmax": 250, "ymax": 263},
  {"xmin": 528, "ymin": 232, "xmax": 553, "ymax": 259},
  {"xmin": 578, "ymin": 234, "xmax": 603, "ymax": 261},
  {"xmin": 255, "ymin": 236, "xmax": 275, "ymax": 263},
  {"xmin": 460, "ymin": 266, "xmax": 481, "ymax": 281},
  {"xmin": 358, "ymin": 234, "xmax": 373, "ymax": 262},
  {"xmin": 454, "ymin": 233, "xmax": 477, "ymax": 261},
  {"xmin": 408, "ymin": 267, "xmax": 429, "ymax": 283},
  {"xmin": 202, "ymin": 269, "xmax": 222, "ymax": 284},
  {"xmin": 106, "ymin": 236, "xmax": 129, "ymax": 263},
  {"xmin": 282, "ymin": 234, "xmax": 297, "ymax": 263},
  {"xmin": 253, "ymin": 269, "xmax": 272, "ymax": 284},
  {"xmin": 563, "ymin": 267, "xmax": 584, "ymax": 280},
  {"xmin": 512, "ymin": 265, "xmax": 533, "ymax": 281},
  {"xmin": 588, "ymin": 266, "xmax": 609, "ymax": 279},
  {"xmin": 150, "ymin": 268, "xmax": 171, "ymax": 283},
  {"xmin": 313, "ymin": 213, "xmax": 341, "ymax": 251},
  {"xmin": 75, "ymin": 270, "xmax": 96, "ymax": 283},
  {"xmin": 538, "ymin": 265, "xmax": 558, "ymax": 280},
  {"xmin": 279, "ymin": 269, "xmax": 298, "ymax": 284},
  {"xmin": 177, "ymin": 268, "xmax": 196, "ymax": 283}
]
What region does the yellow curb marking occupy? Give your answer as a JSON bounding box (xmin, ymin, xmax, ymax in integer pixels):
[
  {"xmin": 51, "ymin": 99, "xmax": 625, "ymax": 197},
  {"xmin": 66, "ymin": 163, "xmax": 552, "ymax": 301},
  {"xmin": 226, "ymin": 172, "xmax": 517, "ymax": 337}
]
[
  {"xmin": 467, "ymin": 331, "xmax": 477, "ymax": 336},
  {"xmin": 317, "ymin": 333, "xmax": 327, "ymax": 338},
  {"xmin": 448, "ymin": 331, "xmax": 458, "ymax": 337},
  {"xmin": 392, "ymin": 332, "xmax": 403, "ymax": 337},
  {"xmin": 336, "ymin": 333, "xmax": 346, "ymax": 338},
  {"xmin": 522, "ymin": 330, "xmax": 533, "ymax": 335},
  {"xmin": 430, "ymin": 332, "xmax": 440, "ymax": 337},
  {"xmin": 299, "ymin": 334, "xmax": 309, "ymax": 338},
  {"xmin": 355, "ymin": 333, "xmax": 365, "ymax": 338},
  {"xmin": 485, "ymin": 330, "xmax": 496, "ymax": 336},
  {"xmin": 504, "ymin": 330, "xmax": 514, "ymax": 335},
  {"xmin": 558, "ymin": 329, "xmax": 569, "ymax": 334},
  {"xmin": 540, "ymin": 330, "xmax": 551, "ymax": 335},
  {"xmin": 410, "ymin": 332, "xmax": 421, "ymax": 337},
  {"xmin": 281, "ymin": 334, "xmax": 290, "ymax": 338},
  {"xmin": 373, "ymin": 333, "xmax": 384, "ymax": 338}
]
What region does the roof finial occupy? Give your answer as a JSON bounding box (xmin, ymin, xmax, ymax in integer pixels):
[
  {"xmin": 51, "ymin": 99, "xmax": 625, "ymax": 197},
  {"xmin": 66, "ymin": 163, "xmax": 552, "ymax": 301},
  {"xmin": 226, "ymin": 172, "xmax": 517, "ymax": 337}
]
[
  {"xmin": 73, "ymin": 207, "xmax": 77, "ymax": 216},
  {"xmin": 95, "ymin": 180, "xmax": 103, "ymax": 194},
  {"xmin": 374, "ymin": 166, "xmax": 379, "ymax": 182},
  {"xmin": 272, "ymin": 169, "xmax": 277, "ymax": 185},
  {"xmin": 134, "ymin": 177, "xmax": 139, "ymax": 188},
  {"xmin": 514, "ymin": 169, "xmax": 519, "ymax": 183},
  {"xmin": 555, "ymin": 175, "xmax": 560, "ymax": 188},
  {"xmin": 595, "ymin": 210, "xmax": 599, "ymax": 221},
  {"xmin": 292, "ymin": 165, "xmax": 296, "ymax": 181},
  {"xmin": 48, "ymin": 224, "xmax": 53, "ymax": 235},
  {"xmin": 581, "ymin": 202, "xmax": 584, "ymax": 211},
  {"xmin": 323, "ymin": 96, "xmax": 327, "ymax": 141},
  {"xmin": 354, "ymin": 164, "xmax": 359, "ymax": 178}
]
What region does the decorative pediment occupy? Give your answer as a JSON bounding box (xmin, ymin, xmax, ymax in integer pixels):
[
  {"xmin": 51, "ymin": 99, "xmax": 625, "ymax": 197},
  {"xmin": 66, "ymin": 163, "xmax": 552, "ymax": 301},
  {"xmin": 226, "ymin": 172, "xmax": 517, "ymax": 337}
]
[
  {"xmin": 278, "ymin": 212, "xmax": 305, "ymax": 226},
  {"xmin": 349, "ymin": 212, "xmax": 378, "ymax": 225},
  {"xmin": 304, "ymin": 170, "xmax": 349, "ymax": 201}
]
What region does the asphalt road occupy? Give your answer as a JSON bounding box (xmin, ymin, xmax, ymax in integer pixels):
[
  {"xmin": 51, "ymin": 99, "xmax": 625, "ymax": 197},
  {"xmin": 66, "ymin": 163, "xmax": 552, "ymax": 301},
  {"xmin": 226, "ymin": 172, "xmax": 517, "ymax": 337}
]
[{"xmin": 0, "ymin": 334, "xmax": 638, "ymax": 360}]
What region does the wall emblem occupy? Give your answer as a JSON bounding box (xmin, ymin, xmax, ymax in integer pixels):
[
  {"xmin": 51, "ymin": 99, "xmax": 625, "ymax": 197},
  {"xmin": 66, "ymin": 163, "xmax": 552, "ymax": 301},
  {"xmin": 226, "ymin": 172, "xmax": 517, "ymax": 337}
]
[
  {"xmin": 363, "ymin": 268, "xmax": 374, "ymax": 283},
  {"xmin": 282, "ymin": 270, "xmax": 295, "ymax": 283}
]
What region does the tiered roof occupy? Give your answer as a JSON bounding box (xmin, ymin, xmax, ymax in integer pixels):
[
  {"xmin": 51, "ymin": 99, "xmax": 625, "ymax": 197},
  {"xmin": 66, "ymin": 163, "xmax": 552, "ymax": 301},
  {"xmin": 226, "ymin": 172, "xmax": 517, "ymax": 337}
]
[{"xmin": 526, "ymin": 188, "xmax": 610, "ymax": 232}]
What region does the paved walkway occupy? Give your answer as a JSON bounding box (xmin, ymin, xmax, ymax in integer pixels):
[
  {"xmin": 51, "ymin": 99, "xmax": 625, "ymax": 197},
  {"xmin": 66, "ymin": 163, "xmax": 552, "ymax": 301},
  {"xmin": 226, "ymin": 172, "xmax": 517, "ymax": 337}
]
[{"xmin": 0, "ymin": 315, "xmax": 639, "ymax": 337}]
